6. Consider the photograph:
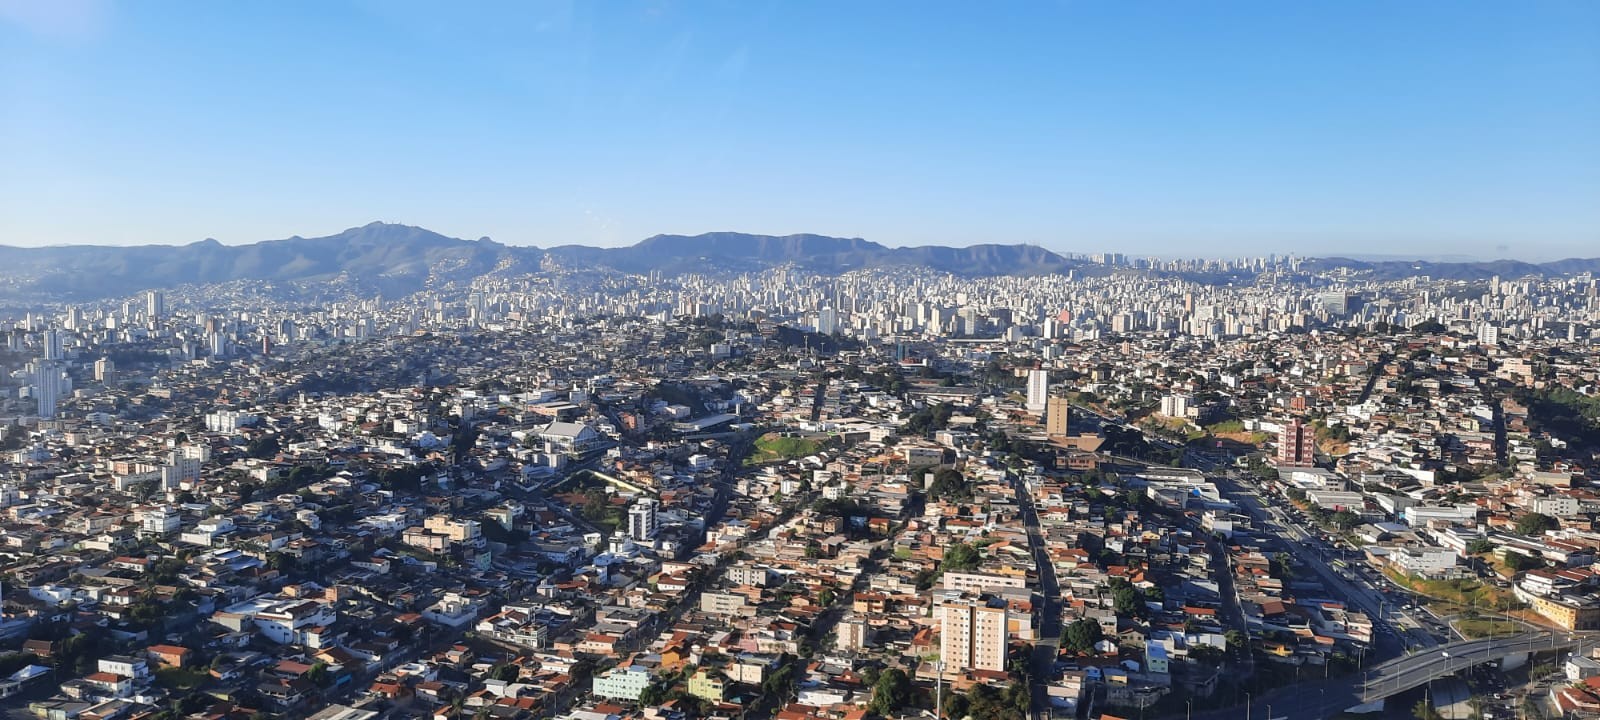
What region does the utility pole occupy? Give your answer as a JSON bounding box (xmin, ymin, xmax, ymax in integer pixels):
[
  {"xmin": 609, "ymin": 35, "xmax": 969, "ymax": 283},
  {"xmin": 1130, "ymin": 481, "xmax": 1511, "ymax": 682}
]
[{"xmin": 935, "ymin": 660, "xmax": 944, "ymax": 719}]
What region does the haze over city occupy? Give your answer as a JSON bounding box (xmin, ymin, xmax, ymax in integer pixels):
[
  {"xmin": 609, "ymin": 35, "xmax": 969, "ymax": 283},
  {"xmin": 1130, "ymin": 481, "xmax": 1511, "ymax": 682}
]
[{"xmin": 2, "ymin": 1, "xmax": 1598, "ymax": 259}]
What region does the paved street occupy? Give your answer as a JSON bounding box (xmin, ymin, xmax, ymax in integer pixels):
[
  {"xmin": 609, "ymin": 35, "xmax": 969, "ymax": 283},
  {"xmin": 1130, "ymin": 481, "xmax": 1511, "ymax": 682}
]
[{"xmin": 1012, "ymin": 473, "xmax": 1063, "ymax": 718}]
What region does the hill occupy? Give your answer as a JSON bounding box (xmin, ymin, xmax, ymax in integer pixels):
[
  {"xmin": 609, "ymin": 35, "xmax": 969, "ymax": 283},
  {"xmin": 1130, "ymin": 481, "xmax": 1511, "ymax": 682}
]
[{"xmin": 0, "ymin": 224, "xmax": 1077, "ymax": 301}]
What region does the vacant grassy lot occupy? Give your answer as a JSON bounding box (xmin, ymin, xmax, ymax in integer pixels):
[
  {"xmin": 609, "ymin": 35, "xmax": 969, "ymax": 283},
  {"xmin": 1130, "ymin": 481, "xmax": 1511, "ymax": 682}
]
[
  {"xmin": 1456, "ymin": 617, "xmax": 1522, "ymax": 639},
  {"xmin": 1383, "ymin": 567, "xmax": 1518, "ymax": 611},
  {"xmin": 747, "ymin": 433, "xmax": 825, "ymax": 464}
]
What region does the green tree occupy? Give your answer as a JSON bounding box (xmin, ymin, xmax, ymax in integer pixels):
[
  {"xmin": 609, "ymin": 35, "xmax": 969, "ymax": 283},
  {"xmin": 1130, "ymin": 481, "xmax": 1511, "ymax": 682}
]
[
  {"xmin": 1224, "ymin": 629, "xmax": 1248, "ymax": 653},
  {"xmin": 1109, "ymin": 578, "xmax": 1143, "ymax": 617},
  {"xmin": 305, "ymin": 661, "xmax": 330, "ymax": 688},
  {"xmin": 941, "ymin": 542, "xmax": 981, "ymax": 573},
  {"xmin": 1515, "ymin": 512, "xmax": 1558, "ymax": 537},
  {"xmin": 1270, "ymin": 552, "xmax": 1295, "ymax": 581},
  {"xmin": 762, "ymin": 663, "xmax": 795, "ymax": 699},
  {"xmin": 639, "ymin": 681, "xmax": 668, "ymax": 706},
  {"xmin": 1061, "ymin": 618, "xmax": 1105, "ymax": 654},
  {"xmin": 1502, "ymin": 550, "xmax": 1538, "ymax": 573},
  {"xmin": 582, "ymin": 489, "xmax": 610, "ymax": 522},
  {"xmin": 868, "ymin": 667, "xmax": 911, "ymax": 716},
  {"xmin": 1330, "ymin": 509, "xmax": 1360, "ymax": 530},
  {"xmin": 928, "ymin": 468, "xmax": 972, "ymax": 502},
  {"xmin": 246, "ymin": 434, "xmax": 281, "ymax": 460},
  {"xmin": 1465, "ymin": 538, "xmax": 1495, "ymax": 555},
  {"xmin": 943, "ymin": 692, "xmax": 970, "ymax": 719}
]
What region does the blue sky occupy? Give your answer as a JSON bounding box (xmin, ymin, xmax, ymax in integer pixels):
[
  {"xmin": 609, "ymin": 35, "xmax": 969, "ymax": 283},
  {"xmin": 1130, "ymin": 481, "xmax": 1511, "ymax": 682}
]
[{"xmin": 1, "ymin": 1, "xmax": 1596, "ymax": 260}]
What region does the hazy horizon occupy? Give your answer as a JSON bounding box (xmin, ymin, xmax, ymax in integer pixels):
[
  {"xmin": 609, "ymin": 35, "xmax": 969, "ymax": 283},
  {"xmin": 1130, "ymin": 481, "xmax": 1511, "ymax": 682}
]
[
  {"xmin": 1, "ymin": 220, "xmax": 1595, "ymax": 265},
  {"xmin": 2, "ymin": 2, "xmax": 1596, "ymax": 260}
]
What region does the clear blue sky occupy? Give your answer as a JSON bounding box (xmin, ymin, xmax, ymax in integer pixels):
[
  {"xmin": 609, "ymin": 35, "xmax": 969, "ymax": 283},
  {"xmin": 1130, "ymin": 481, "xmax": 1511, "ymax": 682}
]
[{"xmin": 2, "ymin": 1, "xmax": 1597, "ymax": 260}]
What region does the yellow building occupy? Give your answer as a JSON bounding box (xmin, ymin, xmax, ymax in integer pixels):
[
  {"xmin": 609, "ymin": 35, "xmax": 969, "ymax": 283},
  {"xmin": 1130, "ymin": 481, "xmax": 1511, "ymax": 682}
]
[
  {"xmin": 687, "ymin": 667, "xmax": 727, "ymax": 702},
  {"xmin": 1527, "ymin": 593, "xmax": 1600, "ymax": 631}
]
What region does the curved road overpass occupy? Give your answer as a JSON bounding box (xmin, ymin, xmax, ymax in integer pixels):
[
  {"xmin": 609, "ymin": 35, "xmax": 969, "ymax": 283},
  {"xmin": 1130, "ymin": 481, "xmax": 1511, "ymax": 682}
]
[
  {"xmin": 1176, "ymin": 632, "xmax": 1593, "ymax": 720},
  {"xmin": 1359, "ymin": 631, "xmax": 1593, "ymax": 702}
]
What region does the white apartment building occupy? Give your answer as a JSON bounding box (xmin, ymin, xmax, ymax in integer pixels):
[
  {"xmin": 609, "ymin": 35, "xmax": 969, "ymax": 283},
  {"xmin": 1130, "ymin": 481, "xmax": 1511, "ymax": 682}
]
[
  {"xmin": 1026, "ymin": 369, "xmax": 1049, "ymax": 414},
  {"xmin": 1391, "ymin": 546, "xmax": 1459, "ymax": 577},
  {"xmin": 592, "ymin": 665, "xmax": 652, "ymax": 701}
]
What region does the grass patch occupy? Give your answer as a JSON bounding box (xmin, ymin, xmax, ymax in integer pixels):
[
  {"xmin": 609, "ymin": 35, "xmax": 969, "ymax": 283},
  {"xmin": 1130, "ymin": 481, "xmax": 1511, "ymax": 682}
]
[
  {"xmin": 1456, "ymin": 617, "xmax": 1522, "ymax": 639},
  {"xmin": 1382, "ymin": 567, "xmax": 1519, "ymax": 611},
  {"xmin": 1203, "ymin": 419, "xmax": 1246, "ymax": 435},
  {"xmin": 156, "ymin": 666, "xmax": 208, "ymax": 690},
  {"xmin": 593, "ymin": 508, "xmax": 624, "ymax": 535},
  {"xmin": 747, "ymin": 433, "xmax": 825, "ymax": 464}
]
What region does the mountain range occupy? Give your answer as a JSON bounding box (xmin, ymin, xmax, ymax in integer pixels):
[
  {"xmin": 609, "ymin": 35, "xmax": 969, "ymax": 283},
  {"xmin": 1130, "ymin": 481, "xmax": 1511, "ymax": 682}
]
[
  {"xmin": 0, "ymin": 222, "xmax": 1079, "ymax": 301},
  {"xmin": 0, "ymin": 222, "xmax": 1596, "ymax": 302}
]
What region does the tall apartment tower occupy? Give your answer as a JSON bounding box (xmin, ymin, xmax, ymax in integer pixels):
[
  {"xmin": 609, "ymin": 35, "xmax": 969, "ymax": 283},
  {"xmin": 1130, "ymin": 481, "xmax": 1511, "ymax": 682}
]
[
  {"xmin": 627, "ymin": 498, "xmax": 658, "ymax": 542},
  {"xmin": 1046, "ymin": 395, "xmax": 1072, "ymax": 438},
  {"xmin": 1025, "ymin": 369, "xmax": 1049, "ymax": 415},
  {"xmin": 1277, "ymin": 417, "xmax": 1316, "ymax": 466},
  {"xmin": 34, "ymin": 362, "xmax": 66, "ymax": 418},
  {"xmin": 937, "ymin": 592, "xmax": 1009, "ymax": 673},
  {"xmin": 94, "ymin": 357, "xmax": 116, "ymax": 384},
  {"xmin": 41, "ymin": 330, "xmax": 63, "ymax": 361},
  {"xmin": 146, "ymin": 290, "xmax": 165, "ymax": 320}
]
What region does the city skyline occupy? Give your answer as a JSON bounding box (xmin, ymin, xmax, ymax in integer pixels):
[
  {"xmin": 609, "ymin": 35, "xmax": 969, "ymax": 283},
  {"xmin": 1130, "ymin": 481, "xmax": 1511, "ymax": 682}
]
[{"xmin": 2, "ymin": 2, "xmax": 1597, "ymax": 259}]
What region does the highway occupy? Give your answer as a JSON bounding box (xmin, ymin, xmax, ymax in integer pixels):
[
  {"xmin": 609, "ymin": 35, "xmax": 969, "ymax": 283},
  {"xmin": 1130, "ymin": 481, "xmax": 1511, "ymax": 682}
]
[
  {"xmin": 1211, "ymin": 471, "xmax": 1434, "ymax": 660},
  {"xmin": 1360, "ymin": 632, "xmax": 1594, "ymax": 701},
  {"xmin": 1177, "ymin": 632, "xmax": 1592, "ymax": 720},
  {"xmin": 1070, "ymin": 407, "xmax": 1584, "ymax": 719}
]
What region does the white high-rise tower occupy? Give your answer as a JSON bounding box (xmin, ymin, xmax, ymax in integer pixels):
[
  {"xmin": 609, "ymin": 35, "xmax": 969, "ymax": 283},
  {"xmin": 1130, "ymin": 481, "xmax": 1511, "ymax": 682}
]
[
  {"xmin": 627, "ymin": 498, "xmax": 659, "ymax": 542},
  {"xmin": 34, "ymin": 362, "xmax": 66, "ymax": 418},
  {"xmin": 1025, "ymin": 368, "xmax": 1049, "ymax": 415}
]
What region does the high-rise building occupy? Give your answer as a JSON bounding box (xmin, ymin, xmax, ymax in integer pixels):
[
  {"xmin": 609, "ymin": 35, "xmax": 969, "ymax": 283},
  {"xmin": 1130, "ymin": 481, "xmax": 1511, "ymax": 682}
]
[
  {"xmin": 627, "ymin": 498, "xmax": 658, "ymax": 542},
  {"xmin": 816, "ymin": 307, "xmax": 839, "ymax": 335},
  {"xmin": 937, "ymin": 591, "xmax": 1009, "ymax": 673},
  {"xmin": 1160, "ymin": 394, "xmax": 1192, "ymax": 419},
  {"xmin": 1046, "ymin": 395, "xmax": 1072, "ymax": 438},
  {"xmin": 146, "ymin": 290, "xmax": 165, "ymax": 320},
  {"xmin": 41, "ymin": 330, "xmax": 62, "ymax": 361},
  {"xmin": 34, "ymin": 362, "xmax": 66, "ymax": 419},
  {"xmin": 1318, "ymin": 292, "xmax": 1356, "ymax": 316},
  {"xmin": 1025, "ymin": 369, "xmax": 1049, "ymax": 414},
  {"xmin": 1277, "ymin": 417, "xmax": 1316, "ymax": 466},
  {"xmin": 94, "ymin": 357, "xmax": 116, "ymax": 384}
]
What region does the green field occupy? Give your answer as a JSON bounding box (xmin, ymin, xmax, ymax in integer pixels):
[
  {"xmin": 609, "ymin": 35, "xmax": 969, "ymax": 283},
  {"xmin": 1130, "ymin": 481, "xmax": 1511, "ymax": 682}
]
[
  {"xmin": 1455, "ymin": 617, "xmax": 1522, "ymax": 639},
  {"xmin": 1383, "ymin": 567, "xmax": 1518, "ymax": 611},
  {"xmin": 748, "ymin": 433, "xmax": 824, "ymax": 464}
]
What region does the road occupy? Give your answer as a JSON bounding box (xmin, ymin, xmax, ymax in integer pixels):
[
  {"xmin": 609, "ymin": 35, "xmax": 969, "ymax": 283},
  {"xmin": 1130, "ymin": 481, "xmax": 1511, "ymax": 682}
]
[
  {"xmin": 1178, "ymin": 632, "xmax": 1589, "ymax": 720},
  {"xmin": 1361, "ymin": 632, "xmax": 1594, "ymax": 701},
  {"xmin": 1011, "ymin": 472, "xmax": 1063, "ymax": 718},
  {"xmin": 1211, "ymin": 472, "xmax": 1433, "ymax": 660}
]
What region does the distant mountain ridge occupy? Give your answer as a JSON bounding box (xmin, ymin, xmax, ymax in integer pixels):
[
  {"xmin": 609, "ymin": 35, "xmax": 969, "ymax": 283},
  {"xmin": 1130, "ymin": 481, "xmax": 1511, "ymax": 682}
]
[
  {"xmin": 0, "ymin": 223, "xmax": 1078, "ymax": 301},
  {"xmin": 0, "ymin": 222, "xmax": 1596, "ymax": 302},
  {"xmin": 544, "ymin": 231, "xmax": 1077, "ymax": 275},
  {"xmin": 1299, "ymin": 256, "xmax": 1600, "ymax": 281}
]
